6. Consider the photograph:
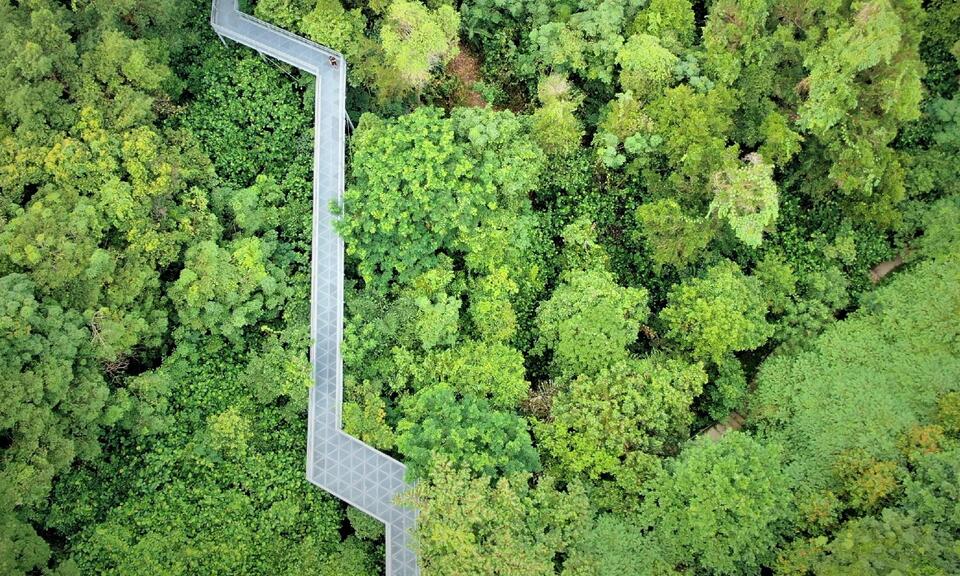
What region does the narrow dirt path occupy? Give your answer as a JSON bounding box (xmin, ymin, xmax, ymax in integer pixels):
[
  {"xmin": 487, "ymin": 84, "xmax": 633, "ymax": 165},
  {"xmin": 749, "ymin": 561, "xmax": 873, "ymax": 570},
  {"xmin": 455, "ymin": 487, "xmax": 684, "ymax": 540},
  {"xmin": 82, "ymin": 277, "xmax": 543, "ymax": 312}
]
[
  {"xmin": 871, "ymin": 249, "xmax": 911, "ymax": 284},
  {"xmin": 699, "ymin": 412, "xmax": 745, "ymax": 441},
  {"xmin": 447, "ymin": 42, "xmax": 486, "ymax": 107}
]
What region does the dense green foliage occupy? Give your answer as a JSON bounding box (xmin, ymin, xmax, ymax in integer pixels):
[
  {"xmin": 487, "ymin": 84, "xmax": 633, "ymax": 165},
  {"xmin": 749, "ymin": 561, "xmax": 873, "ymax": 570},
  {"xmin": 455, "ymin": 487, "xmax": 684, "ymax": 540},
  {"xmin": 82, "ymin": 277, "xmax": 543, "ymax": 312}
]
[
  {"xmin": 753, "ymin": 250, "xmax": 960, "ymax": 506},
  {"xmin": 661, "ymin": 259, "xmax": 772, "ymax": 363},
  {"xmin": 2, "ymin": 0, "xmax": 958, "ymax": 573},
  {"xmin": 0, "ymin": 0, "xmax": 373, "ymax": 571},
  {"xmin": 338, "ymin": 107, "xmax": 544, "ymax": 291},
  {"xmin": 537, "ymin": 356, "xmax": 705, "ymax": 498},
  {"xmin": 53, "ymin": 355, "xmax": 378, "ymax": 576},
  {"xmin": 639, "ymin": 433, "xmax": 794, "ymax": 575},
  {"xmin": 405, "ymin": 458, "xmax": 589, "ymax": 576}
]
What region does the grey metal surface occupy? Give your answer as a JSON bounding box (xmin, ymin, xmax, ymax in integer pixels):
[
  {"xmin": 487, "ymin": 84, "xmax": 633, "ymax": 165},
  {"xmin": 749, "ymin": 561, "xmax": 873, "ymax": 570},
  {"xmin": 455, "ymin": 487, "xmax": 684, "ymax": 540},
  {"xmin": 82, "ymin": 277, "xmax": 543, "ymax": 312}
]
[{"xmin": 210, "ymin": 2, "xmax": 419, "ymax": 574}]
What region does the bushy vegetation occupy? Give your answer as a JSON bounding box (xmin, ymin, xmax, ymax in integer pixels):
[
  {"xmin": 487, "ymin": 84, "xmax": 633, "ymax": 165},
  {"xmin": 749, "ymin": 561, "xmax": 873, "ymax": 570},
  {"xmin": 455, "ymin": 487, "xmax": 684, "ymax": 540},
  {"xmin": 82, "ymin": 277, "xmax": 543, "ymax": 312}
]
[{"xmin": 1, "ymin": 0, "xmax": 958, "ymax": 573}]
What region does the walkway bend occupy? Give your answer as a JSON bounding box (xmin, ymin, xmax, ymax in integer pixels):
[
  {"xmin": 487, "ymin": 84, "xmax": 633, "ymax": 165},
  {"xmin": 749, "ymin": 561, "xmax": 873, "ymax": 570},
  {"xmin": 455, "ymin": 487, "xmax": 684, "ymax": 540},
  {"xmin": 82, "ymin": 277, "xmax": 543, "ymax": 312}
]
[{"xmin": 209, "ymin": 2, "xmax": 419, "ymax": 574}]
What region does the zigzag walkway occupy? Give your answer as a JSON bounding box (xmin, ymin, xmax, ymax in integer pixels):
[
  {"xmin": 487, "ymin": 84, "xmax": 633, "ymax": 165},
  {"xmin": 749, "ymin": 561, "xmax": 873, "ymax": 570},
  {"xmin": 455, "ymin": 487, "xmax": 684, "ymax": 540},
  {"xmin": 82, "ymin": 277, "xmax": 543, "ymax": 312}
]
[{"xmin": 210, "ymin": 2, "xmax": 419, "ymax": 574}]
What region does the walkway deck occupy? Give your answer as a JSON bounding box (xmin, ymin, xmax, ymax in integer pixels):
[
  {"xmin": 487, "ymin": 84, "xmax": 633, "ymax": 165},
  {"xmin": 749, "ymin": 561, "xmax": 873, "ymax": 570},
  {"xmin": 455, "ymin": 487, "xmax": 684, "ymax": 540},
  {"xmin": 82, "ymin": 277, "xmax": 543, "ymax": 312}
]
[{"xmin": 209, "ymin": 2, "xmax": 419, "ymax": 574}]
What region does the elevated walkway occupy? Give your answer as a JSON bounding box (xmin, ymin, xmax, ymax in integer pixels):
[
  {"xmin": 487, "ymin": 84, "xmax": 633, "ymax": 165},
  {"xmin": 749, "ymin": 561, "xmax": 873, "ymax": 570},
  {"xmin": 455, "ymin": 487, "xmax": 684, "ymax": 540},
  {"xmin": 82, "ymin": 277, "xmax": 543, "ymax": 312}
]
[{"xmin": 210, "ymin": 2, "xmax": 419, "ymax": 574}]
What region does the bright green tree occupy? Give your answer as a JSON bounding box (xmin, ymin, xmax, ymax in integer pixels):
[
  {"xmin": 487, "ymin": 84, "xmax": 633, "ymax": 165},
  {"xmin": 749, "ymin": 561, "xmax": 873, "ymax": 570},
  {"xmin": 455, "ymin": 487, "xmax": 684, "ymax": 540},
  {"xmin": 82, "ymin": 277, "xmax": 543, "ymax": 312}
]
[
  {"xmin": 631, "ymin": 0, "xmax": 694, "ymax": 52},
  {"xmin": 405, "ymin": 459, "xmax": 590, "ymax": 576},
  {"xmin": 563, "ymin": 514, "xmax": 678, "ymax": 576},
  {"xmin": 397, "ymin": 384, "xmax": 540, "ymax": 479},
  {"xmin": 635, "ymin": 198, "xmax": 713, "ymax": 270},
  {"xmin": 528, "ymin": 0, "xmax": 643, "ymax": 85},
  {"xmin": 660, "ymin": 260, "xmax": 772, "ymax": 363},
  {"xmin": 801, "ymin": 510, "xmax": 959, "ymax": 575},
  {"xmin": 701, "ymin": 0, "xmax": 772, "ymax": 86},
  {"xmin": 798, "ymin": 0, "xmax": 920, "ymax": 137},
  {"xmin": 253, "ymin": 0, "xmax": 313, "ymax": 29},
  {"xmin": 535, "ymin": 218, "xmax": 649, "ymax": 377},
  {"xmin": 531, "ymin": 76, "xmax": 584, "ymax": 157},
  {"xmin": 903, "ymin": 447, "xmax": 960, "ymax": 533},
  {"xmin": 535, "ymin": 268, "xmax": 649, "ymax": 377},
  {"xmin": 417, "ymin": 340, "xmax": 530, "ymax": 409},
  {"xmin": 643, "ymin": 84, "xmax": 739, "ymax": 200},
  {"xmin": 752, "ymin": 251, "xmax": 960, "ymax": 497},
  {"xmin": 0, "ymin": 0, "xmax": 77, "ymax": 132},
  {"xmin": 338, "ymin": 107, "xmax": 544, "ymax": 291},
  {"xmin": 795, "ymin": 0, "xmax": 925, "ymax": 225},
  {"xmin": 170, "ymin": 238, "xmax": 292, "ymax": 347},
  {"xmin": 617, "ymin": 34, "xmax": 678, "ymax": 100},
  {"xmin": 639, "ymin": 433, "xmax": 794, "ymax": 575},
  {"xmin": 380, "ymin": 0, "xmax": 460, "ymax": 92},
  {"xmin": 298, "ymin": 0, "xmax": 367, "ymax": 68},
  {"xmin": 0, "ymin": 274, "xmax": 103, "ymax": 573},
  {"xmin": 594, "ymin": 93, "xmax": 650, "ymax": 170}
]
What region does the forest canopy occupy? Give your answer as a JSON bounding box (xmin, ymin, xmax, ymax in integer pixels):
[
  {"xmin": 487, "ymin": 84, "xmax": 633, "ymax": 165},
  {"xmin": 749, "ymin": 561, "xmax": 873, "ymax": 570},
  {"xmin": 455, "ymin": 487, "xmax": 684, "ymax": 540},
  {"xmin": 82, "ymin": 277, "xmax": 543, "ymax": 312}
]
[{"xmin": 1, "ymin": 0, "xmax": 958, "ymax": 574}]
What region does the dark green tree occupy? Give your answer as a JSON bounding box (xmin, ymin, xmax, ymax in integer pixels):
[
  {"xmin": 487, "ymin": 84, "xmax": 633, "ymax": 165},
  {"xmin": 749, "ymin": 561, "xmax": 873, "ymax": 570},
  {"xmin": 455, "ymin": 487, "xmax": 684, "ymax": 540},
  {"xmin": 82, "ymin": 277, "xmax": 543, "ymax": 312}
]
[{"xmin": 397, "ymin": 384, "xmax": 540, "ymax": 480}]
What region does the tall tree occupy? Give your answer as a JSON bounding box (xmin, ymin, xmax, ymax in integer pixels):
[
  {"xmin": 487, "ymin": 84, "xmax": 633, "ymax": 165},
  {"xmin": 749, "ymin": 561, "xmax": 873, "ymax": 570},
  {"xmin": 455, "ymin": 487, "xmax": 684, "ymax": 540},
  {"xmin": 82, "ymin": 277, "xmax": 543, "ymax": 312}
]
[
  {"xmin": 406, "ymin": 459, "xmax": 590, "ymax": 576},
  {"xmin": 708, "ymin": 153, "xmax": 779, "ymax": 248},
  {"xmin": 617, "ymin": 34, "xmax": 678, "ymax": 101},
  {"xmin": 338, "ymin": 107, "xmax": 544, "ymax": 291},
  {"xmin": 563, "ymin": 514, "xmax": 678, "ymax": 576},
  {"xmin": 639, "ymin": 433, "xmax": 794, "ymax": 575},
  {"xmin": 396, "ymin": 383, "xmax": 540, "ymax": 480},
  {"xmin": 380, "ymin": 0, "xmax": 460, "ymax": 93},
  {"xmin": 535, "ymin": 268, "xmax": 649, "ymax": 377},
  {"xmin": 537, "ymin": 356, "xmax": 706, "ymax": 498},
  {"xmin": 660, "ymin": 260, "xmax": 772, "ymax": 363},
  {"xmin": 752, "ymin": 250, "xmax": 960, "ymax": 504}
]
